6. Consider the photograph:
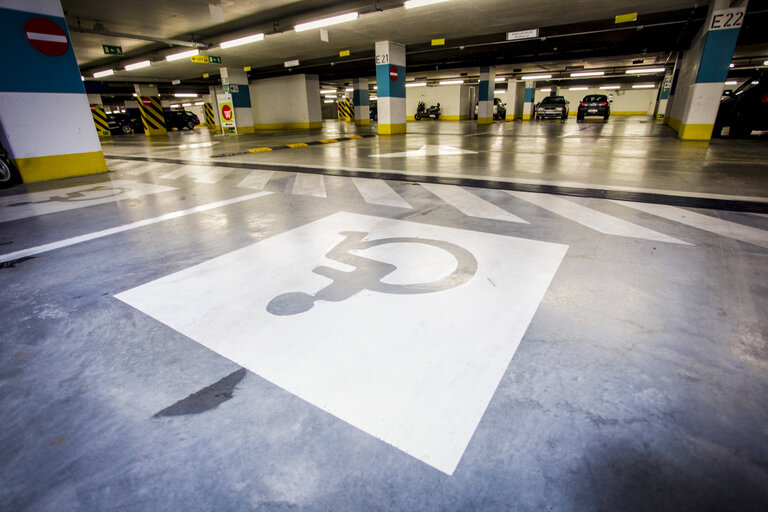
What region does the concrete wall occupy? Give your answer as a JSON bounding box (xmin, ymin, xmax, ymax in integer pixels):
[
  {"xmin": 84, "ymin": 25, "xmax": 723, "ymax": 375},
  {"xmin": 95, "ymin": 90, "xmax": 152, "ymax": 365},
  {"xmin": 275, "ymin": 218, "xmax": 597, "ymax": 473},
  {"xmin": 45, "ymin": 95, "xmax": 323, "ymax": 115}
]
[
  {"xmin": 406, "ymin": 84, "xmax": 473, "ymax": 120},
  {"xmin": 249, "ymin": 74, "xmax": 322, "ymax": 130}
]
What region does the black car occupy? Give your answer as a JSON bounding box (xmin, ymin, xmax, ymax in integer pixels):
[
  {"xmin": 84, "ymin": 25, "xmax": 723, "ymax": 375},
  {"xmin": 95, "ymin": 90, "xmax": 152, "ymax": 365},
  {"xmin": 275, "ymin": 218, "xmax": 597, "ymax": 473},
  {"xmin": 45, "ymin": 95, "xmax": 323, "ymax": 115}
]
[
  {"xmin": 535, "ymin": 96, "xmax": 569, "ymax": 120},
  {"xmin": 165, "ymin": 110, "xmax": 201, "ymax": 130},
  {"xmin": 107, "ymin": 113, "xmax": 143, "ymax": 135},
  {"xmin": 714, "ymin": 73, "xmax": 768, "ymax": 137},
  {"xmin": 577, "ymin": 94, "xmax": 610, "ymax": 122}
]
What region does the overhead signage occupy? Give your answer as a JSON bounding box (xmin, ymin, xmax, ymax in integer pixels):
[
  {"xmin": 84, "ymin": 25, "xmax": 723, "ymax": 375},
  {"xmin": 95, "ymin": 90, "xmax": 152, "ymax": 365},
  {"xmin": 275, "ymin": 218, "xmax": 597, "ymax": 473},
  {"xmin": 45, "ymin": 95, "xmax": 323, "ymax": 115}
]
[
  {"xmin": 284, "ymin": 59, "xmax": 300, "ymax": 68},
  {"xmin": 431, "ymin": 38, "xmax": 445, "ymax": 46},
  {"xmin": 24, "ymin": 17, "xmax": 69, "ymax": 57},
  {"xmin": 339, "ymin": 50, "xmax": 350, "ymax": 57},
  {"xmin": 223, "ymin": 84, "xmax": 239, "ymax": 93},
  {"xmin": 191, "ymin": 55, "xmax": 222, "ymax": 64},
  {"xmin": 209, "ymin": 56, "xmax": 222, "ymax": 64},
  {"xmin": 102, "ymin": 44, "xmax": 123, "ymax": 55},
  {"xmin": 709, "ymin": 7, "xmax": 745, "ymax": 31},
  {"xmin": 217, "ymin": 93, "xmax": 237, "ymax": 134},
  {"xmin": 614, "ymin": 12, "xmax": 638, "ymax": 24},
  {"xmin": 506, "ymin": 28, "xmax": 539, "ymax": 41}
]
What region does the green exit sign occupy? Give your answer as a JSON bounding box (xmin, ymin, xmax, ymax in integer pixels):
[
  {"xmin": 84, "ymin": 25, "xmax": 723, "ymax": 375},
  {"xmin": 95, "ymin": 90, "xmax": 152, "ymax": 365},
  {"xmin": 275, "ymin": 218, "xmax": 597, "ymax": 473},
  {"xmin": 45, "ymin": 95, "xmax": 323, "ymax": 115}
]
[
  {"xmin": 209, "ymin": 56, "xmax": 222, "ymax": 64},
  {"xmin": 102, "ymin": 44, "xmax": 123, "ymax": 55}
]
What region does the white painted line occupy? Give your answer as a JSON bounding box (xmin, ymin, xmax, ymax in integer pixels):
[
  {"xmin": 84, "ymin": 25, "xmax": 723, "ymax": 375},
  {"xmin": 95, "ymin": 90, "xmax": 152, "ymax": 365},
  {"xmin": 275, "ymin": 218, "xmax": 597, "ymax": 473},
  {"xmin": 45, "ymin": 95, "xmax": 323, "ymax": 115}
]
[
  {"xmin": 0, "ymin": 180, "xmax": 176, "ymax": 223},
  {"xmin": 159, "ymin": 165, "xmax": 231, "ymax": 184},
  {"xmin": 0, "ymin": 192, "xmax": 272, "ymax": 263},
  {"xmin": 236, "ymin": 170, "xmax": 274, "ymax": 190},
  {"xmin": 291, "ymin": 173, "xmax": 327, "ymax": 198},
  {"xmin": 421, "ymin": 183, "xmax": 528, "ymax": 223},
  {"xmin": 352, "ymin": 177, "xmax": 412, "ymax": 209},
  {"xmin": 508, "ymin": 191, "xmax": 690, "ymax": 245},
  {"xmin": 371, "ymin": 145, "xmax": 478, "ymax": 158},
  {"xmin": 611, "ymin": 201, "xmax": 768, "ymax": 249},
  {"xmin": 116, "ymin": 212, "xmax": 568, "ymax": 474}
]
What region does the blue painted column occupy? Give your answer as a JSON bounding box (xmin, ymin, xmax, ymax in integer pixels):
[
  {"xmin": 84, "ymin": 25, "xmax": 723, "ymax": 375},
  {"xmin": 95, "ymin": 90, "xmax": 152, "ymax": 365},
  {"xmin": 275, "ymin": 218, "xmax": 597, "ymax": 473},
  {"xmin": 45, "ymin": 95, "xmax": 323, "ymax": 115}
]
[
  {"xmin": 477, "ymin": 66, "xmax": 496, "ymax": 124},
  {"xmin": 375, "ymin": 41, "xmax": 406, "ymax": 135},
  {"xmin": 522, "ymin": 81, "xmax": 535, "ymax": 120},
  {"xmin": 666, "ymin": 0, "xmax": 748, "ymax": 140},
  {"xmin": 0, "ymin": 0, "xmax": 106, "ymax": 183},
  {"xmin": 352, "ymin": 78, "xmax": 370, "ymax": 126}
]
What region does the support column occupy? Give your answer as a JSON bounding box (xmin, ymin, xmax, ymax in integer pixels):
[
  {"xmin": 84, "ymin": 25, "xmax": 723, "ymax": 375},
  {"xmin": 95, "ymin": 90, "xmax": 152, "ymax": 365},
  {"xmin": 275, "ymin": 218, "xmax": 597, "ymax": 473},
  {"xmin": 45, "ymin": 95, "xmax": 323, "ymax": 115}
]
[
  {"xmin": 87, "ymin": 93, "xmax": 111, "ymax": 139},
  {"xmin": 375, "ymin": 41, "xmax": 406, "ymax": 135},
  {"xmin": 220, "ymin": 67, "xmax": 254, "ymax": 133},
  {"xmin": 522, "ymin": 81, "xmax": 535, "ymax": 120},
  {"xmin": 134, "ymin": 84, "xmax": 166, "ymax": 137},
  {"xmin": 666, "ymin": 0, "xmax": 747, "ymax": 140},
  {"xmin": 202, "ymin": 94, "xmax": 215, "ymax": 130},
  {"xmin": 477, "ymin": 66, "xmax": 495, "ymax": 124},
  {"xmin": 353, "ymin": 78, "xmax": 370, "ymax": 126},
  {"xmin": 0, "ymin": 0, "xmax": 106, "ymax": 183},
  {"xmin": 248, "ymin": 74, "xmax": 321, "ymax": 130},
  {"xmin": 655, "ymin": 67, "xmax": 675, "ymax": 120},
  {"xmin": 208, "ymin": 86, "xmax": 221, "ymax": 132}
]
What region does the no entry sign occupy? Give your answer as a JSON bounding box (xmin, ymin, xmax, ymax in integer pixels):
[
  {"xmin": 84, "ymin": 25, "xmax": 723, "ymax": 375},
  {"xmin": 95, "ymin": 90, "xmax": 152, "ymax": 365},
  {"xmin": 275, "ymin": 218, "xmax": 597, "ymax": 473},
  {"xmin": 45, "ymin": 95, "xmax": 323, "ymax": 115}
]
[
  {"xmin": 389, "ymin": 65, "xmax": 398, "ymax": 82},
  {"xmin": 24, "ymin": 17, "xmax": 69, "ymax": 57}
]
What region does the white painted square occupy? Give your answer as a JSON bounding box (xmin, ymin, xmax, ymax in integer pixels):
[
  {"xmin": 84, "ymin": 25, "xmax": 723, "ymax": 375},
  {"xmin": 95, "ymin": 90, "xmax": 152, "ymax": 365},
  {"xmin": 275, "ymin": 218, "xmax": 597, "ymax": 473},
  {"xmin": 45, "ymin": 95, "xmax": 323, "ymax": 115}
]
[{"xmin": 116, "ymin": 212, "xmax": 568, "ymax": 474}]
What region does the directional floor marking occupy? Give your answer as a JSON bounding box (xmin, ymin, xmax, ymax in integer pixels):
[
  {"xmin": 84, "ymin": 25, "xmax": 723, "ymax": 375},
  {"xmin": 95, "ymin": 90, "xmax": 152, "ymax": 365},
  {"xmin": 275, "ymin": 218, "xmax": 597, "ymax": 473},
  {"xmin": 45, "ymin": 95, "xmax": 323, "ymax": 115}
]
[
  {"xmin": 612, "ymin": 201, "xmax": 768, "ymax": 249},
  {"xmin": 352, "ymin": 177, "xmax": 413, "ymax": 209},
  {"xmin": 115, "ymin": 212, "xmax": 568, "ymax": 475},
  {"xmin": 421, "ymin": 183, "xmax": 528, "ymax": 223},
  {"xmin": 371, "ymin": 145, "xmax": 478, "ymax": 158},
  {"xmin": 159, "ymin": 165, "xmax": 232, "ymax": 184},
  {"xmin": 236, "ymin": 170, "xmax": 274, "ymax": 191},
  {"xmin": 508, "ymin": 191, "xmax": 690, "ymax": 245},
  {"xmin": 0, "ymin": 180, "xmax": 176, "ymax": 223},
  {"xmin": 291, "ymin": 173, "xmax": 327, "ymax": 198}
]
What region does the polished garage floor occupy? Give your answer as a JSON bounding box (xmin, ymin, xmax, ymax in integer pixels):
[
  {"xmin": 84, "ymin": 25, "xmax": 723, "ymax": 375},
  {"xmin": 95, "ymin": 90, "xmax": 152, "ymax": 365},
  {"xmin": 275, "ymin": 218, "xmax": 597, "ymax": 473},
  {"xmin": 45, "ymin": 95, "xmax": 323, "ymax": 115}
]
[{"xmin": 1, "ymin": 119, "xmax": 767, "ymax": 511}]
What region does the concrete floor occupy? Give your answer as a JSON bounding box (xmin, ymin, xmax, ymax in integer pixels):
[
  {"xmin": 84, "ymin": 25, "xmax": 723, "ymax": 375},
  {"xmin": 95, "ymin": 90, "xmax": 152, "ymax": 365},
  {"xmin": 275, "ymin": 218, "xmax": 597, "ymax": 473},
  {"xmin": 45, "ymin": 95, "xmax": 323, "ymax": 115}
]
[{"xmin": 1, "ymin": 118, "xmax": 767, "ymax": 511}]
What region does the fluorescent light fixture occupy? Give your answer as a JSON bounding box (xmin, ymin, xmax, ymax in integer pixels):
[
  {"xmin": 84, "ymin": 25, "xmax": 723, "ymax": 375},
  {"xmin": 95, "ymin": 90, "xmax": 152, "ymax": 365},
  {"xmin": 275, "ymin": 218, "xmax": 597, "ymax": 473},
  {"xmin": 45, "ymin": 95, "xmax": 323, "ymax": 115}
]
[
  {"xmin": 632, "ymin": 84, "xmax": 656, "ymax": 89},
  {"xmin": 625, "ymin": 67, "xmax": 665, "ymax": 74},
  {"xmin": 345, "ymin": 87, "xmax": 353, "ymax": 92},
  {"xmin": 166, "ymin": 49, "xmax": 199, "ymax": 62},
  {"xmin": 569, "ymin": 87, "xmax": 588, "ymax": 90},
  {"xmin": 181, "ymin": 102, "xmax": 192, "ymax": 107},
  {"xmin": 121, "ymin": 109, "xmax": 126, "ymax": 113},
  {"xmin": 600, "ymin": 85, "xmax": 620, "ymax": 89},
  {"xmin": 539, "ymin": 88, "xmax": 551, "ymax": 92},
  {"xmin": 405, "ymin": 82, "xmax": 427, "ymax": 87},
  {"xmin": 494, "ymin": 77, "xmax": 506, "ymax": 82},
  {"xmin": 170, "ymin": 104, "xmax": 180, "ymax": 108},
  {"xmin": 521, "ymin": 74, "xmax": 552, "ymax": 80},
  {"xmin": 194, "ymin": 101, "xmax": 205, "ymax": 105},
  {"xmin": 320, "ymin": 89, "xmax": 336, "ymax": 94},
  {"xmin": 220, "ymin": 33, "xmax": 264, "ymax": 49},
  {"xmin": 323, "ymin": 99, "xmax": 334, "ymax": 103},
  {"xmin": 439, "ymin": 79, "xmax": 463, "ymax": 85},
  {"xmin": 174, "ymin": 93, "xmax": 198, "ymax": 98},
  {"xmin": 124, "ymin": 60, "xmax": 151, "ymax": 71},
  {"xmin": 764, "ymin": 60, "xmax": 768, "ymax": 66},
  {"xmin": 294, "ymin": 12, "xmax": 358, "ymax": 32},
  {"xmin": 373, "ymin": 85, "xmax": 377, "ymax": 90},
  {"xmin": 570, "ymin": 71, "xmax": 604, "ymax": 77},
  {"xmin": 324, "ymin": 94, "xmax": 336, "ymax": 98},
  {"xmin": 729, "ymin": 63, "xmax": 735, "ymax": 68},
  {"xmin": 752, "ymin": 80, "xmax": 759, "ymax": 84},
  {"xmin": 404, "ymin": 0, "xmax": 452, "ymax": 9},
  {"xmin": 132, "ymin": 93, "xmax": 137, "ymax": 97},
  {"xmin": 93, "ymin": 69, "xmax": 114, "ymax": 78},
  {"xmin": 725, "ymin": 80, "xmax": 737, "ymax": 85},
  {"xmin": 494, "ymin": 89, "xmax": 505, "ymax": 94},
  {"xmin": 81, "ymin": 75, "xmax": 85, "ymax": 81}
]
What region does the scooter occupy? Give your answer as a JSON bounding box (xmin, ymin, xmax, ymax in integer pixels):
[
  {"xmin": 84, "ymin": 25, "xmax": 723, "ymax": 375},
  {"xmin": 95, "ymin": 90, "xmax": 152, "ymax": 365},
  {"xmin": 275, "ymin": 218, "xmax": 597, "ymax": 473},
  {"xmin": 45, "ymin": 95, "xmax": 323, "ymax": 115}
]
[
  {"xmin": 414, "ymin": 101, "xmax": 440, "ymax": 120},
  {"xmin": 0, "ymin": 140, "xmax": 21, "ymax": 189}
]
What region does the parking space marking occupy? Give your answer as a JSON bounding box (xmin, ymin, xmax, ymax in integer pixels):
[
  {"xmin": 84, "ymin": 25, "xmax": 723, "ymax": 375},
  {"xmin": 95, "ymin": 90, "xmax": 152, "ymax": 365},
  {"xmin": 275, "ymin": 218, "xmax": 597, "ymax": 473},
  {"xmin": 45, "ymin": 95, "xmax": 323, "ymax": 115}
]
[
  {"xmin": 291, "ymin": 173, "xmax": 327, "ymax": 198},
  {"xmin": 0, "ymin": 180, "xmax": 176, "ymax": 223},
  {"xmin": 236, "ymin": 170, "xmax": 274, "ymax": 190},
  {"xmin": 611, "ymin": 201, "xmax": 768, "ymax": 249},
  {"xmin": 420, "ymin": 183, "xmax": 528, "ymax": 223},
  {"xmin": 352, "ymin": 177, "xmax": 413, "ymax": 209},
  {"xmin": 508, "ymin": 191, "xmax": 690, "ymax": 244},
  {"xmin": 0, "ymin": 192, "xmax": 272, "ymax": 264},
  {"xmin": 115, "ymin": 212, "xmax": 568, "ymax": 474},
  {"xmin": 159, "ymin": 165, "xmax": 232, "ymax": 184}
]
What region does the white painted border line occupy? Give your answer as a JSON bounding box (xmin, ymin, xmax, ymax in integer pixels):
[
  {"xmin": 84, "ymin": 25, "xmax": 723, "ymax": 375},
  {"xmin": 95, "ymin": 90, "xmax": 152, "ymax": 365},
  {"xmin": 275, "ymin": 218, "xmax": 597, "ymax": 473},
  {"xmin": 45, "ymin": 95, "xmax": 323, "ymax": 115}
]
[{"xmin": 0, "ymin": 192, "xmax": 272, "ymax": 263}]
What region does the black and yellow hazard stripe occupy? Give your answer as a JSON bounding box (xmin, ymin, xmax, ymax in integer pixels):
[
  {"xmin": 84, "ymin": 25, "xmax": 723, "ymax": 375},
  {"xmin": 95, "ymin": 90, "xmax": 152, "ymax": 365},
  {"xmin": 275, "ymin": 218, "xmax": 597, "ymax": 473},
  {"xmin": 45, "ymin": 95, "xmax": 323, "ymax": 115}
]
[
  {"xmin": 91, "ymin": 106, "xmax": 110, "ymax": 137},
  {"xmin": 138, "ymin": 96, "xmax": 167, "ymax": 136},
  {"xmin": 337, "ymin": 98, "xmax": 354, "ymax": 122},
  {"xmin": 211, "ymin": 134, "xmax": 374, "ymax": 157},
  {"xmin": 204, "ymin": 102, "xmax": 215, "ymax": 129}
]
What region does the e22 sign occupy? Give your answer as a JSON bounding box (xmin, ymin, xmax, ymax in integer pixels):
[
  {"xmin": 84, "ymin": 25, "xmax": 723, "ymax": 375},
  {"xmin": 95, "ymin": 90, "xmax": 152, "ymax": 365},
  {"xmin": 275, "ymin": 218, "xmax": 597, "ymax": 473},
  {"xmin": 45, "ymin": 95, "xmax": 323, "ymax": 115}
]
[{"xmin": 709, "ymin": 7, "xmax": 745, "ymax": 31}]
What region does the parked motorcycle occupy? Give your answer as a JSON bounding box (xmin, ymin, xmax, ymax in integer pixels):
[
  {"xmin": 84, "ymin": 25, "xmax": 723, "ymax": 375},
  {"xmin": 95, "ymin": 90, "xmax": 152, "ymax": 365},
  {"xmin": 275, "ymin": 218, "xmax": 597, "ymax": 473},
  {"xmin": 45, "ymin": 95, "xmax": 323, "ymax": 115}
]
[
  {"xmin": 414, "ymin": 101, "xmax": 440, "ymax": 120},
  {"xmin": 0, "ymin": 139, "xmax": 21, "ymax": 189}
]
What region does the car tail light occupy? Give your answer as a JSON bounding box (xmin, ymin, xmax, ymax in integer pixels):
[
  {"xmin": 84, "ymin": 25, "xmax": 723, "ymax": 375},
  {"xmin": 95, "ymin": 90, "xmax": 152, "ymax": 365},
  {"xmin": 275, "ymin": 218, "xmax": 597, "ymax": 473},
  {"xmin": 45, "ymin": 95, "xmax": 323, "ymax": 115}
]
[
  {"xmin": 760, "ymin": 92, "xmax": 768, "ymax": 103},
  {"xmin": 602, "ymin": 101, "xmax": 608, "ymax": 106},
  {"xmin": 579, "ymin": 101, "xmax": 585, "ymax": 107}
]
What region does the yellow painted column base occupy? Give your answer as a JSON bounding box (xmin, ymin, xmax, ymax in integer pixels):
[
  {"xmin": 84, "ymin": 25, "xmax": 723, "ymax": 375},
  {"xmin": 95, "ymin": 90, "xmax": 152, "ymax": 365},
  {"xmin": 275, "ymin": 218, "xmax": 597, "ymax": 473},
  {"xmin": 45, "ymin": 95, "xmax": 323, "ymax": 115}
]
[
  {"xmin": 355, "ymin": 119, "xmax": 371, "ymax": 126},
  {"xmin": 14, "ymin": 151, "xmax": 107, "ymax": 183},
  {"xmin": 97, "ymin": 132, "xmax": 112, "ymax": 139},
  {"xmin": 378, "ymin": 123, "xmax": 406, "ymax": 135},
  {"xmin": 477, "ymin": 117, "xmax": 492, "ymax": 124},
  {"xmin": 144, "ymin": 128, "xmax": 167, "ymax": 137},
  {"xmin": 677, "ymin": 123, "xmax": 714, "ymax": 141},
  {"xmin": 522, "ymin": 114, "xmax": 532, "ymax": 120}
]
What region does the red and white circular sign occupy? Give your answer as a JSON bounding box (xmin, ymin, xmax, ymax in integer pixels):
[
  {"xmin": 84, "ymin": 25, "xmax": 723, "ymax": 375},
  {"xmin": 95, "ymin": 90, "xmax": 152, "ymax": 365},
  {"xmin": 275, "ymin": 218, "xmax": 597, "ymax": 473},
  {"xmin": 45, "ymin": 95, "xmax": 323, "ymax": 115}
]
[
  {"xmin": 221, "ymin": 104, "xmax": 233, "ymax": 121},
  {"xmin": 24, "ymin": 17, "xmax": 69, "ymax": 57},
  {"xmin": 141, "ymin": 97, "xmax": 152, "ymax": 106},
  {"xmin": 389, "ymin": 65, "xmax": 398, "ymax": 82}
]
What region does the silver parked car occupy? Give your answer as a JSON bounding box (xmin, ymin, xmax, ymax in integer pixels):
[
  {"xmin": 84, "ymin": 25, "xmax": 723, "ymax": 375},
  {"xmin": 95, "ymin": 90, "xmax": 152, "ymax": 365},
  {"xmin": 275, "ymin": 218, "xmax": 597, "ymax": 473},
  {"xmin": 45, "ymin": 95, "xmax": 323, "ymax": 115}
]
[{"xmin": 535, "ymin": 96, "xmax": 569, "ymax": 121}]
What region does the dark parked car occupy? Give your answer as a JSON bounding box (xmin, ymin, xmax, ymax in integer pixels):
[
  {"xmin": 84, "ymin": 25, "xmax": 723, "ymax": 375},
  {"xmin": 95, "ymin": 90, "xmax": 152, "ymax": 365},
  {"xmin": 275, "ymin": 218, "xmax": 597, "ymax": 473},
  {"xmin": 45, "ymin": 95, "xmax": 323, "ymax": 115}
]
[
  {"xmin": 535, "ymin": 96, "xmax": 569, "ymax": 120},
  {"xmin": 577, "ymin": 94, "xmax": 610, "ymax": 122},
  {"xmin": 714, "ymin": 73, "xmax": 768, "ymax": 137},
  {"xmin": 107, "ymin": 113, "xmax": 143, "ymax": 134},
  {"xmin": 165, "ymin": 110, "xmax": 201, "ymax": 130}
]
